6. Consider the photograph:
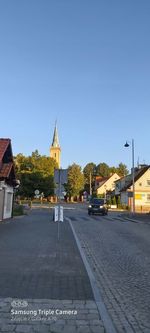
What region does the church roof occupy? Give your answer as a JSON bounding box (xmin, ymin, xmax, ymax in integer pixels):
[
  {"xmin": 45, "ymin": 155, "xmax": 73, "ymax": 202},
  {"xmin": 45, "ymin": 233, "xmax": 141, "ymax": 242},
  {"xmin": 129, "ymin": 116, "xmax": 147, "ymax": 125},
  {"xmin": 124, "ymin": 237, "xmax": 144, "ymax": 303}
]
[{"xmin": 51, "ymin": 124, "xmax": 60, "ymax": 148}]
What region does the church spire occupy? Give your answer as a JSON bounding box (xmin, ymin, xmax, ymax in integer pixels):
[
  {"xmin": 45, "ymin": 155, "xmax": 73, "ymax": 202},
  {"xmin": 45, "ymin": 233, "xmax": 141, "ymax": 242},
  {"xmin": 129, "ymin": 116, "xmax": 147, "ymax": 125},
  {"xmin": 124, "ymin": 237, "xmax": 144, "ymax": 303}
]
[
  {"xmin": 50, "ymin": 122, "xmax": 61, "ymax": 168},
  {"xmin": 52, "ymin": 122, "xmax": 60, "ymax": 148}
]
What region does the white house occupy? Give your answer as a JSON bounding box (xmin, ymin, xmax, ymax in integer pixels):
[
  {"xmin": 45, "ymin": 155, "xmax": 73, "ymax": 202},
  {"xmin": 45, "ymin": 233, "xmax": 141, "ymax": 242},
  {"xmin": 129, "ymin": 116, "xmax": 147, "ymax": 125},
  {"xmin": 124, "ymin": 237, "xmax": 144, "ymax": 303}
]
[
  {"xmin": 115, "ymin": 165, "xmax": 150, "ymax": 212},
  {"xmin": 0, "ymin": 139, "xmax": 17, "ymax": 221},
  {"xmin": 96, "ymin": 173, "xmax": 120, "ymax": 197}
]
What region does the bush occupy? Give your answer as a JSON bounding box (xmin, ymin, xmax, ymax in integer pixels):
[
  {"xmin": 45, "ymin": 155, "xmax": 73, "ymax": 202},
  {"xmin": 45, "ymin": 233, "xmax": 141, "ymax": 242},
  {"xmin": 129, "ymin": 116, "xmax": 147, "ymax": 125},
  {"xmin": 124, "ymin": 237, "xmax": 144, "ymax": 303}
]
[
  {"xmin": 97, "ymin": 193, "xmax": 105, "ymax": 199},
  {"xmin": 117, "ymin": 196, "xmax": 121, "ymax": 207},
  {"xmin": 111, "ymin": 196, "xmax": 116, "ymax": 205},
  {"xmin": 13, "ymin": 204, "xmax": 24, "ymax": 216},
  {"xmin": 107, "ymin": 198, "xmax": 111, "ymax": 206}
]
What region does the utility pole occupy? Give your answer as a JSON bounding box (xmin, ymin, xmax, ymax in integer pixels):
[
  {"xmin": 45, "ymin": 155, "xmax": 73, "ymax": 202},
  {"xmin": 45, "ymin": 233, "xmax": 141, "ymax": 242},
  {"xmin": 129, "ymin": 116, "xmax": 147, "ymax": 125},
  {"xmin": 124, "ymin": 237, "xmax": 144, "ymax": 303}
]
[
  {"xmin": 58, "ymin": 169, "xmax": 61, "ymax": 241},
  {"xmin": 90, "ymin": 172, "xmax": 92, "ymax": 196},
  {"xmin": 132, "ymin": 139, "xmax": 135, "ymax": 213}
]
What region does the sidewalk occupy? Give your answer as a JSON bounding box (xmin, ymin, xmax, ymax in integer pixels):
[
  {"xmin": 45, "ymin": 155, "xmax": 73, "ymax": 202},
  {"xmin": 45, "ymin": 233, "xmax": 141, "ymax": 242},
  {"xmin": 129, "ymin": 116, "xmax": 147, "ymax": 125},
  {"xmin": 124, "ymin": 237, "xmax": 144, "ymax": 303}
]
[
  {"xmin": 0, "ymin": 209, "xmax": 105, "ymax": 333},
  {"xmin": 118, "ymin": 212, "xmax": 150, "ymax": 224}
]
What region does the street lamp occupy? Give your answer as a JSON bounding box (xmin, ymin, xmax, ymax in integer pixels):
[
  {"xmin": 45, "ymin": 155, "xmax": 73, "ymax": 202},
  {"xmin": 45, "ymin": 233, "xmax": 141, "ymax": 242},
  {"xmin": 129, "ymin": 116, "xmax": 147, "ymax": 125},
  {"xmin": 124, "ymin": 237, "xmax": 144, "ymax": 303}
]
[{"xmin": 124, "ymin": 139, "xmax": 135, "ymax": 213}]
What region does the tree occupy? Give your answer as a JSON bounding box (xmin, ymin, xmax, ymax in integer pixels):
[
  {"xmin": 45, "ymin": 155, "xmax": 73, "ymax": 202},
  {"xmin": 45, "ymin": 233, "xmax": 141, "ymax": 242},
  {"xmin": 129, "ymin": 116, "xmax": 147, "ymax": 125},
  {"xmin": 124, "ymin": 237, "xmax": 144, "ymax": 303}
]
[
  {"xmin": 83, "ymin": 162, "xmax": 96, "ymax": 193},
  {"xmin": 96, "ymin": 163, "xmax": 110, "ymax": 177},
  {"xmin": 109, "ymin": 166, "xmax": 117, "ymax": 175},
  {"xmin": 14, "ymin": 151, "xmax": 58, "ymax": 198},
  {"xmin": 117, "ymin": 163, "xmax": 128, "ymax": 177},
  {"xmin": 83, "ymin": 163, "xmax": 96, "ymax": 183},
  {"xmin": 111, "ymin": 196, "xmax": 116, "ymax": 205},
  {"xmin": 65, "ymin": 163, "xmax": 84, "ymax": 198},
  {"xmin": 117, "ymin": 196, "xmax": 121, "ymax": 207}
]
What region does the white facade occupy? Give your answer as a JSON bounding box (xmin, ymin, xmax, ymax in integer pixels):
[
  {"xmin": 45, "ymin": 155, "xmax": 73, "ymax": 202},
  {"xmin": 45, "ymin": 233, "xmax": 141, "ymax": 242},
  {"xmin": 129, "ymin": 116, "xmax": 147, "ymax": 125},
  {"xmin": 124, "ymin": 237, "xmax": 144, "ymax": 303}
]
[
  {"xmin": 115, "ymin": 166, "xmax": 150, "ymax": 212},
  {"xmin": 0, "ymin": 182, "xmax": 13, "ymax": 220},
  {"xmin": 97, "ymin": 173, "xmax": 120, "ymax": 196}
]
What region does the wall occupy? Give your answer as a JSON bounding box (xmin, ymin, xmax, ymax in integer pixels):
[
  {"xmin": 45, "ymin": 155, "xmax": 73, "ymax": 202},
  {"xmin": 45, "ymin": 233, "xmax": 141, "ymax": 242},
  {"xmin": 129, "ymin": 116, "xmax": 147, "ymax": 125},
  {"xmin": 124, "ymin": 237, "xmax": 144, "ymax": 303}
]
[
  {"xmin": 3, "ymin": 185, "xmax": 13, "ymax": 219},
  {"xmin": 120, "ymin": 192, "xmax": 128, "ymax": 205}
]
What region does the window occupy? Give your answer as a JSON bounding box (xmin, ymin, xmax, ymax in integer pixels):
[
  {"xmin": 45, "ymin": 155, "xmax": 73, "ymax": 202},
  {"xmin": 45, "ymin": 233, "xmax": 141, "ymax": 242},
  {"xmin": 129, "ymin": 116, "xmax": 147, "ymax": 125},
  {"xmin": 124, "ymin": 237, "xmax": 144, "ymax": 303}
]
[
  {"xmin": 139, "ymin": 183, "xmax": 142, "ymax": 186},
  {"xmin": 147, "ymin": 194, "xmax": 150, "ymax": 202},
  {"xmin": 147, "ymin": 180, "xmax": 150, "ymax": 186}
]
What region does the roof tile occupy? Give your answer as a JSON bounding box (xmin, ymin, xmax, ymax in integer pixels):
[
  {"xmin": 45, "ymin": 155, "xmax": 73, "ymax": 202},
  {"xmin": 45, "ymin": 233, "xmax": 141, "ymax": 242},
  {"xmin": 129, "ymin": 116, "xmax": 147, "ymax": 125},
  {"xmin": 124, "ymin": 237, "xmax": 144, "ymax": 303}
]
[
  {"xmin": 0, "ymin": 162, "xmax": 13, "ymax": 178},
  {"xmin": 0, "ymin": 139, "xmax": 10, "ymax": 161}
]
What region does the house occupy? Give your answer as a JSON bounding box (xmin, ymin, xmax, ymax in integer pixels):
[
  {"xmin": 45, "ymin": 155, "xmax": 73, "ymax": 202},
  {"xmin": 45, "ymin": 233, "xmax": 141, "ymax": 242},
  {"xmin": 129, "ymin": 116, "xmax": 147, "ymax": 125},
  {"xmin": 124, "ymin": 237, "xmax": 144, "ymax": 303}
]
[
  {"xmin": 0, "ymin": 139, "xmax": 17, "ymax": 221},
  {"xmin": 96, "ymin": 173, "xmax": 120, "ymax": 197},
  {"xmin": 115, "ymin": 165, "xmax": 150, "ymax": 212}
]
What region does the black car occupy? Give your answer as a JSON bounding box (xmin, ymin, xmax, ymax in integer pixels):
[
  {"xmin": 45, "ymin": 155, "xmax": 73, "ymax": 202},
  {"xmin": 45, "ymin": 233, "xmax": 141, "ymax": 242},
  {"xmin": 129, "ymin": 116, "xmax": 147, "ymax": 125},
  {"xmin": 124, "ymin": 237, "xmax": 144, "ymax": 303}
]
[{"xmin": 88, "ymin": 198, "xmax": 108, "ymax": 215}]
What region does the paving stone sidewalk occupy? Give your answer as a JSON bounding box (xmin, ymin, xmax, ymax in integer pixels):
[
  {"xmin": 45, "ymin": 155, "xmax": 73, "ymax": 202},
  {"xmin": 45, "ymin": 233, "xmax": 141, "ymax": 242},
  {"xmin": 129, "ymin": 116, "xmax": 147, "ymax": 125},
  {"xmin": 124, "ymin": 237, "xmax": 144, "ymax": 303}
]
[
  {"xmin": 118, "ymin": 212, "xmax": 150, "ymax": 224},
  {"xmin": 0, "ymin": 209, "xmax": 105, "ymax": 332},
  {"xmin": 0, "ymin": 298, "xmax": 104, "ymax": 333}
]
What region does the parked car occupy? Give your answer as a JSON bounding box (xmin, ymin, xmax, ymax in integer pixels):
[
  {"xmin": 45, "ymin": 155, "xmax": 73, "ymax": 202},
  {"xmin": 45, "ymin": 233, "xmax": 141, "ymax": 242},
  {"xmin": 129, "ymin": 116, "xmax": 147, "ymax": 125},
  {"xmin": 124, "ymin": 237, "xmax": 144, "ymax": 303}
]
[{"xmin": 88, "ymin": 198, "xmax": 108, "ymax": 215}]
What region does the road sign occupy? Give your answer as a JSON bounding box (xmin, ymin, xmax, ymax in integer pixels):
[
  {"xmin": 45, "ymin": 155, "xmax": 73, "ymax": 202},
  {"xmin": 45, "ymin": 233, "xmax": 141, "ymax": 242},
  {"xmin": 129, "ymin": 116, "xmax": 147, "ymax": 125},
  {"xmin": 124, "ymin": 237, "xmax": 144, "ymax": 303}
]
[
  {"xmin": 54, "ymin": 206, "xmax": 64, "ymax": 222},
  {"xmin": 34, "ymin": 189, "xmax": 39, "ymax": 195},
  {"xmin": 54, "ymin": 169, "xmax": 68, "ymax": 184},
  {"xmin": 60, "ymin": 206, "xmax": 64, "ymax": 222},
  {"xmin": 54, "ymin": 206, "xmax": 59, "ymax": 222}
]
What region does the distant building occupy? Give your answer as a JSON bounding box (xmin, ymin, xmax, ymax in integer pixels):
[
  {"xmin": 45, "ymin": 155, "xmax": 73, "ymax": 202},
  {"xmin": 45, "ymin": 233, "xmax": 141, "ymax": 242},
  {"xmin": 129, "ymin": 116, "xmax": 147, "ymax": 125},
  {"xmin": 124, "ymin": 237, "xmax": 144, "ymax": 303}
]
[
  {"xmin": 0, "ymin": 139, "xmax": 17, "ymax": 221},
  {"xmin": 50, "ymin": 123, "xmax": 61, "ymax": 168},
  {"xmin": 115, "ymin": 165, "xmax": 150, "ymax": 212}
]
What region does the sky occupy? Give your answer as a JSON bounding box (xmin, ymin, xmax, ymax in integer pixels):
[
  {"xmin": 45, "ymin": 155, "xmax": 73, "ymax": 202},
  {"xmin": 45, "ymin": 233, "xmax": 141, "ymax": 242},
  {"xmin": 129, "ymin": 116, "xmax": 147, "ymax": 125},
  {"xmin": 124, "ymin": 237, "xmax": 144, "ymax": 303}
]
[{"xmin": 0, "ymin": 0, "xmax": 150, "ymax": 170}]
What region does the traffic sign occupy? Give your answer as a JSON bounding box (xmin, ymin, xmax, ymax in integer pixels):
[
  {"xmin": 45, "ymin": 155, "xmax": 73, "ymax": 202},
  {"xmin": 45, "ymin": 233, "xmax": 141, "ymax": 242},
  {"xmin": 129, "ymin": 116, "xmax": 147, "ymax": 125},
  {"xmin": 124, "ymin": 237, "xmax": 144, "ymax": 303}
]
[{"xmin": 34, "ymin": 189, "xmax": 39, "ymax": 195}]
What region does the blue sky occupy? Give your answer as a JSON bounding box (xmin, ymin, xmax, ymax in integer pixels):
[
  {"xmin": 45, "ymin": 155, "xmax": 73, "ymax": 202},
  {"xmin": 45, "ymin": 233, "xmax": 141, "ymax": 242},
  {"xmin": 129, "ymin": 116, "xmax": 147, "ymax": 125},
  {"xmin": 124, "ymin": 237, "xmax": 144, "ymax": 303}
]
[{"xmin": 0, "ymin": 0, "xmax": 150, "ymax": 170}]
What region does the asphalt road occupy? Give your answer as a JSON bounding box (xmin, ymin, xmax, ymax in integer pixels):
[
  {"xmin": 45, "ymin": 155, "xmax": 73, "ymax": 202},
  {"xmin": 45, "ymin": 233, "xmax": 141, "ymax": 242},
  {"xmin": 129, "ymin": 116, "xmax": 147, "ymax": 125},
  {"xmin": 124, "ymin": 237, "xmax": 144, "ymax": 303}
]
[{"xmin": 65, "ymin": 204, "xmax": 150, "ymax": 333}]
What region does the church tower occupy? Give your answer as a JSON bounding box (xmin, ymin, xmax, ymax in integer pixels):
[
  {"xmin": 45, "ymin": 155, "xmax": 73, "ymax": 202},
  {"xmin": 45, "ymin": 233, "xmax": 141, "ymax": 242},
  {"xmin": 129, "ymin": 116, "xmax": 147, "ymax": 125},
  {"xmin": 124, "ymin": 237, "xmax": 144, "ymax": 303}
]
[{"xmin": 50, "ymin": 123, "xmax": 61, "ymax": 168}]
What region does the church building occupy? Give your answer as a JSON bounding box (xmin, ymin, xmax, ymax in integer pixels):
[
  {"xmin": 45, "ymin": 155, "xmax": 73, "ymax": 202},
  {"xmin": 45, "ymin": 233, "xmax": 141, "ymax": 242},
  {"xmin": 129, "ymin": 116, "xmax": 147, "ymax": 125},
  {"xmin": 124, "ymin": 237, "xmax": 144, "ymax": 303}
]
[{"xmin": 50, "ymin": 124, "xmax": 61, "ymax": 168}]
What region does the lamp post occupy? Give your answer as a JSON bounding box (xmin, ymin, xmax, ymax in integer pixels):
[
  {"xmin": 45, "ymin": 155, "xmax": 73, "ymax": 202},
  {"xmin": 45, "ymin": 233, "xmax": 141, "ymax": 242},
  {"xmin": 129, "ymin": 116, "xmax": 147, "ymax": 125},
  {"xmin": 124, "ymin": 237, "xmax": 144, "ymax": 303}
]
[{"xmin": 124, "ymin": 139, "xmax": 135, "ymax": 213}]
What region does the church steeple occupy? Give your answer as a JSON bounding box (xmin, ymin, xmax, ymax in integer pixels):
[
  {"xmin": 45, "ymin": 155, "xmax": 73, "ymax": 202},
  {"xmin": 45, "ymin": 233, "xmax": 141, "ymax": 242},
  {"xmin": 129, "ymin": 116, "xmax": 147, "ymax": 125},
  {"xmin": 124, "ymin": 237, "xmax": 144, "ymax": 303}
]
[
  {"xmin": 50, "ymin": 123, "xmax": 61, "ymax": 168},
  {"xmin": 52, "ymin": 123, "xmax": 59, "ymax": 148}
]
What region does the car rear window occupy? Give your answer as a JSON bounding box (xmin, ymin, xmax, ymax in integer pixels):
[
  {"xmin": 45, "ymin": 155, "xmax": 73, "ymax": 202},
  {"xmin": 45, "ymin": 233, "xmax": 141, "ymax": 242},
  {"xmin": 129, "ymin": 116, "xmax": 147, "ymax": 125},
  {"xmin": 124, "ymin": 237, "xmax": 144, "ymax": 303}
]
[{"xmin": 91, "ymin": 199, "xmax": 104, "ymax": 205}]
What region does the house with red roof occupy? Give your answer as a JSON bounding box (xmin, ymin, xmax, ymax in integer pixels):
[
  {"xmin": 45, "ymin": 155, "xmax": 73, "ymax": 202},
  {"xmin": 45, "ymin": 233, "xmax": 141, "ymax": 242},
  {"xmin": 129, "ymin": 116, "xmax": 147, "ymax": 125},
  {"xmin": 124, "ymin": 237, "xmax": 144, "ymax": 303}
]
[
  {"xmin": 115, "ymin": 165, "xmax": 150, "ymax": 212},
  {"xmin": 95, "ymin": 173, "xmax": 120, "ymax": 197},
  {"xmin": 0, "ymin": 139, "xmax": 17, "ymax": 221}
]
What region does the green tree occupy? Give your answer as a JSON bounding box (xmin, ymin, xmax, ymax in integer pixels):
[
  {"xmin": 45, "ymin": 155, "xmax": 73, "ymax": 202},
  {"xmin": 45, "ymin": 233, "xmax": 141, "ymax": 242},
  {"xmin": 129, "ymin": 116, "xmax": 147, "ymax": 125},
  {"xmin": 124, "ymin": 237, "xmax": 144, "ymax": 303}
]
[
  {"xmin": 117, "ymin": 163, "xmax": 128, "ymax": 177},
  {"xmin": 65, "ymin": 163, "xmax": 84, "ymax": 198},
  {"xmin": 109, "ymin": 166, "xmax": 117, "ymax": 174},
  {"xmin": 96, "ymin": 163, "xmax": 110, "ymax": 177},
  {"xmin": 117, "ymin": 196, "xmax": 121, "ymax": 207},
  {"xmin": 83, "ymin": 162, "xmax": 96, "ymax": 193},
  {"xmin": 14, "ymin": 151, "xmax": 58, "ymax": 198},
  {"xmin": 111, "ymin": 196, "xmax": 116, "ymax": 205}
]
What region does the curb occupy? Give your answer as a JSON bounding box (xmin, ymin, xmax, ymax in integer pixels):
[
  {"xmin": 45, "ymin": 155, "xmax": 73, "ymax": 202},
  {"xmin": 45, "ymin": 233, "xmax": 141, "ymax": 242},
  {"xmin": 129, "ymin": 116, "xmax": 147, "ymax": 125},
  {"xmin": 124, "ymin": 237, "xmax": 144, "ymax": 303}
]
[{"xmin": 66, "ymin": 217, "xmax": 117, "ymax": 333}]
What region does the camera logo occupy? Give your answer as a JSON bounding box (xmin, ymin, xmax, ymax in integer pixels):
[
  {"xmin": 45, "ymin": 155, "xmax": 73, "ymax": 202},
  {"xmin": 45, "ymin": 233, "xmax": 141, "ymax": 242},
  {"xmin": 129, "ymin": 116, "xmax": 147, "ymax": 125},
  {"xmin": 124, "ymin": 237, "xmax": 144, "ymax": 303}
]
[{"xmin": 11, "ymin": 300, "xmax": 28, "ymax": 308}]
